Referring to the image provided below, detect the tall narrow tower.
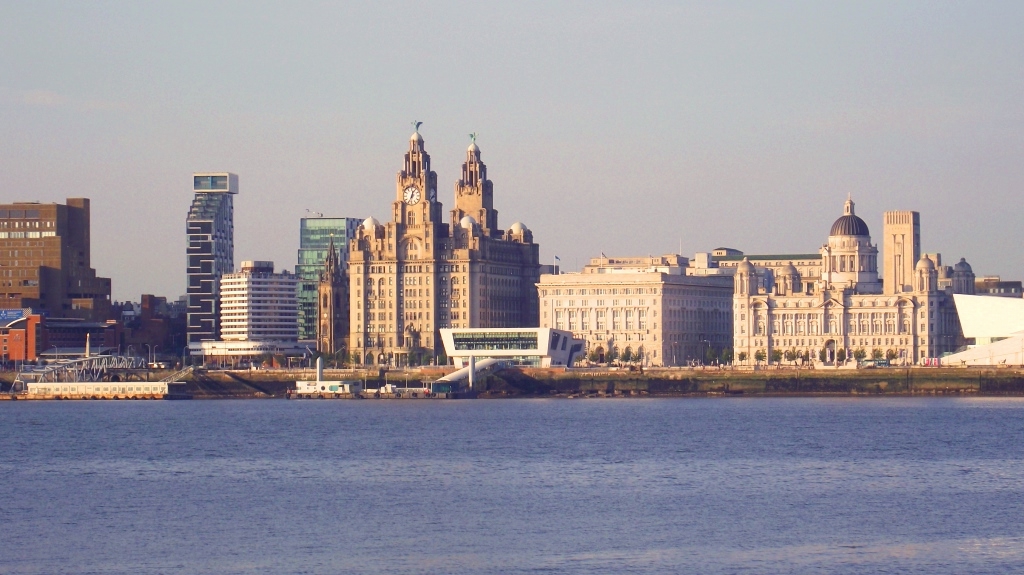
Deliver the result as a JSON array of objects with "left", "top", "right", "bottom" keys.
[
  {"left": 450, "top": 134, "right": 498, "bottom": 235},
  {"left": 186, "top": 172, "right": 238, "bottom": 346},
  {"left": 882, "top": 210, "right": 920, "bottom": 295},
  {"left": 317, "top": 235, "right": 344, "bottom": 355}
]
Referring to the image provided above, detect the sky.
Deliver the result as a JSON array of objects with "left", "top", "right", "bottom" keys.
[{"left": 1, "top": 1, "right": 1022, "bottom": 301}]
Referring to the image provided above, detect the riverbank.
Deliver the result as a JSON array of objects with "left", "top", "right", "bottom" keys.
[{"left": 5, "top": 366, "right": 1024, "bottom": 399}]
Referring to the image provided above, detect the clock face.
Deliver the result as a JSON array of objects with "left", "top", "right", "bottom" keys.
[
  {"left": 403, "top": 186, "right": 421, "bottom": 205},
  {"left": 428, "top": 187, "right": 436, "bottom": 201}
]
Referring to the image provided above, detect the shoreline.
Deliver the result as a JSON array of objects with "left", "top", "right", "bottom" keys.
[{"left": 5, "top": 366, "right": 1024, "bottom": 399}]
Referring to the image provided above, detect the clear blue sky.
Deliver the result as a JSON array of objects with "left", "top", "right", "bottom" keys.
[{"left": 1, "top": 1, "right": 1022, "bottom": 300}]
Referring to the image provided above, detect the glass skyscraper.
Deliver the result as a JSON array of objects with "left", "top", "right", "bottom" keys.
[{"left": 296, "top": 217, "right": 360, "bottom": 340}]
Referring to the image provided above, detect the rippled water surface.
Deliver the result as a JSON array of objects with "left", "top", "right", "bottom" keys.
[{"left": 2, "top": 397, "right": 1024, "bottom": 574}]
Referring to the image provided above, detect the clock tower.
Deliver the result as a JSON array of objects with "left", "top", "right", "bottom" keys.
[{"left": 394, "top": 125, "right": 441, "bottom": 228}]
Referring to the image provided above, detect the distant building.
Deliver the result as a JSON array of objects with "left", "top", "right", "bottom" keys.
[
  {"left": 219, "top": 261, "right": 298, "bottom": 342},
  {"left": 348, "top": 129, "right": 541, "bottom": 367},
  {"left": 975, "top": 275, "right": 1023, "bottom": 298},
  {"left": 731, "top": 199, "right": 973, "bottom": 366},
  {"left": 295, "top": 217, "right": 359, "bottom": 340},
  {"left": 0, "top": 310, "right": 42, "bottom": 362},
  {"left": 193, "top": 261, "right": 300, "bottom": 361},
  {"left": 537, "top": 255, "right": 734, "bottom": 366},
  {"left": 0, "top": 198, "right": 111, "bottom": 321},
  {"left": 186, "top": 172, "right": 238, "bottom": 345}
]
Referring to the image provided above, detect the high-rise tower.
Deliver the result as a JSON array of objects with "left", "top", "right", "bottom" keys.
[
  {"left": 882, "top": 210, "right": 920, "bottom": 295},
  {"left": 296, "top": 217, "right": 359, "bottom": 340},
  {"left": 186, "top": 172, "right": 238, "bottom": 346}
]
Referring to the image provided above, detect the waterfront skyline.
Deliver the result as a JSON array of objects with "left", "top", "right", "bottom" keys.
[{"left": 2, "top": 2, "right": 1023, "bottom": 300}]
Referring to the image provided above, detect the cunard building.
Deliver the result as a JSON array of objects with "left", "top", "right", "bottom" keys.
[{"left": 343, "top": 127, "right": 541, "bottom": 366}]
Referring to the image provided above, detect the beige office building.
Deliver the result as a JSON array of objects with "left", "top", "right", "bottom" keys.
[
  {"left": 347, "top": 129, "right": 541, "bottom": 366},
  {"left": 537, "top": 255, "right": 733, "bottom": 366}
]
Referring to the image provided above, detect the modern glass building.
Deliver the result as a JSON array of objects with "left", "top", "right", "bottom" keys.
[
  {"left": 295, "top": 217, "right": 360, "bottom": 340},
  {"left": 186, "top": 173, "right": 238, "bottom": 347}
]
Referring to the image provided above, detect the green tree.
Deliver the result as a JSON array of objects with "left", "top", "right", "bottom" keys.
[
  {"left": 801, "top": 350, "right": 810, "bottom": 364},
  {"left": 587, "top": 348, "right": 601, "bottom": 363},
  {"left": 737, "top": 351, "right": 748, "bottom": 363},
  {"left": 871, "top": 348, "right": 883, "bottom": 360},
  {"left": 754, "top": 349, "right": 767, "bottom": 365},
  {"left": 770, "top": 349, "right": 783, "bottom": 365},
  {"left": 784, "top": 348, "right": 797, "bottom": 364},
  {"left": 819, "top": 348, "right": 828, "bottom": 362},
  {"left": 636, "top": 346, "right": 645, "bottom": 365},
  {"left": 607, "top": 346, "right": 620, "bottom": 364},
  {"left": 720, "top": 348, "right": 734, "bottom": 364},
  {"left": 836, "top": 348, "right": 847, "bottom": 363},
  {"left": 854, "top": 347, "right": 867, "bottom": 361},
  {"left": 886, "top": 348, "right": 898, "bottom": 361},
  {"left": 705, "top": 346, "right": 718, "bottom": 365},
  {"left": 621, "top": 346, "right": 634, "bottom": 364}
]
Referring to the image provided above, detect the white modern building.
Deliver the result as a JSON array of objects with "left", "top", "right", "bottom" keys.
[
  {"left": 438, "top": 327, "right": 585, "bottom": 368},
  {"left": 191, "top": 261, "right": 302, "bottom": 361},
  {"left": 220, "top": 261, "right": 299, "bottom": 341},
  {"left": 941, "top": 295, "right": 1024, "bottom": 366}
]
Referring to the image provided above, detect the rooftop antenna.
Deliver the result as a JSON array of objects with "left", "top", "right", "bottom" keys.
[{"left": 305, "top": 209, "right": 324, "bottom": 218}]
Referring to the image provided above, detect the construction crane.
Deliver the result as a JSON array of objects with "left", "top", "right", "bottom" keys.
[{"left": 305, "top": 209, "right": 324, "bottom": 218}]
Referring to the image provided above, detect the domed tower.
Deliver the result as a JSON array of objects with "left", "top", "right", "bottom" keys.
[
  {"left": 734, "top": 257, "right": 755, "bottom": 296},
  {"left": 952, "top": 257, "right": 975, "bottom": 294},
  {"left": 778, "top": 263, "right": 801, "bottom": 296},
  {"left": 451, "top": 134, "right": 498, "bottom": 236},
  {"left": 915, "top": 255, "right": 938, "bottom": 293},
  {"left": 821, "top": 197, "right": 881, "bottom": 293}
]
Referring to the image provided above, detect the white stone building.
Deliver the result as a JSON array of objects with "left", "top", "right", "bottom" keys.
[
  {"left": 732, "top": 199, "right": 974, "bottom": 366},
  {"left": 537, "top": 255, "right": 734, "bottom": 366}
]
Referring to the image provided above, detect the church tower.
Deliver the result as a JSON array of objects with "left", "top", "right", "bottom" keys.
[
  {"left": 317, "top": 235, "right": 344, "bottom": 355},
  {"left": 450, "top": 134, "right": 499, "bottom": 236}
]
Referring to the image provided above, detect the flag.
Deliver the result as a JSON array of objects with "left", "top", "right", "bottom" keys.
[{"left": 554, "top": 255, "right": 560, "bottom": 261}]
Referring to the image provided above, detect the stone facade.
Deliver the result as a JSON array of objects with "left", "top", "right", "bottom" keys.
[
  {"left": 538, "top": 255, "right": 734, "bottom": 366},
  {"left": 317, "top": 235, "right": 345, "bottom": 355},
  {"left": 732, "top": 199, "right": 974, "bottom": 366},
  {"left": 347, "top": 129, "right": 541, "bottom": 366}
]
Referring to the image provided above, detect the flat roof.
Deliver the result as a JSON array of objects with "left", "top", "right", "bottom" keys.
[{"left": 714, "top": 254, "right": 822, "bottom": 262}]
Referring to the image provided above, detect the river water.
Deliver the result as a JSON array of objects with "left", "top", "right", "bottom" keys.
[{"left": 2, "top": 397, "right": 1023, "bottom": 574}]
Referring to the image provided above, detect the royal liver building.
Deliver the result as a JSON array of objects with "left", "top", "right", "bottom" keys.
[
  {"left": 346, "top": 127, "right": 540, "bottom": 366},
  {"left": 733, "top": 198, "right": 974, "bottom": 365}
]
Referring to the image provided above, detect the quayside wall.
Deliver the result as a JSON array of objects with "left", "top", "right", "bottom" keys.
[{"left": 6, "top": 367, "right": 1024, "bottom": 398}]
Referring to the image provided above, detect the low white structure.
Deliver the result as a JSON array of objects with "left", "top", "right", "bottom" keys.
[
  {"left": 24, "top": 381, "right": 169, "bottom": 398},
  {"left": 293, "top": 380, "right": 362, "bottom": 397},
  {"left": 438, "top": 327, "right": 584, "bottom": 368},
  {"left": 941, "top": 295, "right": 1024, "bottom": 366}
]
